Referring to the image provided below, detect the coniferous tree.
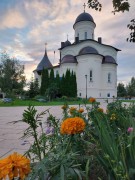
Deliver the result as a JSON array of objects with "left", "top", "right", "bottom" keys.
[
  {"left": 28, "top": 77, "right": 35, "bottom": 98},
  {"left": 34, "top": 78, "right": 40, "bottom": 96},
  {"left": 61, "top": 74, "right": 65, "bottom": 96},
  {"left": 49, "top": 69, "right": 55, "bottom": 85},
  {"left": 65, "top": 69, "right": 71, "bottom": 97},
  {"left": 40, "top": 68, "right": 49, "bottom": 96},
  {"left": 73, "top": 72, "right": 77, "bottom": 97},
  {"left": 55, "top": 73, "right": 61, "bottom": 95}
]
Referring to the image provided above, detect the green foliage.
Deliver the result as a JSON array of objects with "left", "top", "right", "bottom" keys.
[
  {"left": 87, "top": 0, "right": 134, "bottom": 43},
  {"left": 0, "top": 52, "right": 26, "bottom": 94},
  {"left": 49, "top": 68, "right": 55, "bottom": 84},
  {"left": 28, "top": 77, "right": 40, "bottom": 98},
  {"left": 127, "top": 77, "right": 135, "bottom": 97},
  {"left": 40, "top": 68, "right": 49, "bottom": 96},
  {"left": 45, "top": 83, "right": 59, "bottom": 100},
  {"left": 117, "top": 83, "right": 127, "bottom": 97},
  {"left": 11, "top": 99, "right": 135, "bottom": 179},
  {"left": 61, "top": 69, "right": 77, "bottom": 97},
  {"left": 127, "top": 19, "right": 135, "bottom": 42}
]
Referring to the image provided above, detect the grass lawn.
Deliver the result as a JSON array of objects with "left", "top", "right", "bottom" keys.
[{"left": 0, "top": 99, "right": 92, "bottom": 107}]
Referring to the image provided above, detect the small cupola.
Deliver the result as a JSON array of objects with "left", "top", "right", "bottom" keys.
[{"left": 73, "top": 3, "right": 96, "bottom": 41}]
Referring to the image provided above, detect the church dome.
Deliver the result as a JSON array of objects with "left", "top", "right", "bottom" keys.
[
  {"left": 36, "top": 48, "right": 53, "bottom": 74},
  {"left": 102, "top": 56, "right": 117, "bottom": 65},
  {"left": 79, "top": 46, "right": 98, "bottom": 55},
  {"left": 64, "top": 40, "right": 71, "bottom": 47},
  {"left": 61, "top": 55, "right": 77, "bottom": 64},
  {"left": 73, "top": 12, "right": 94, "bottom": 27}
]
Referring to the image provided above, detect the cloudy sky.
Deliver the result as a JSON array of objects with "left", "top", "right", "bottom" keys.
[{"left": 0, "top": 0, "right": 134, "bottom": 84}]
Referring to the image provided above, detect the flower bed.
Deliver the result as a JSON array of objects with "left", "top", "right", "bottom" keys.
[{"left": 0, "top": 100, "right": 135, "bottom": 180}]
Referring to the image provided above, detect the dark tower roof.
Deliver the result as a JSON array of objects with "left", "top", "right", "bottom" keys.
[
  {"left": 73, "top": 12, "right": 95, "bottom": 28},
  {"left": 79, "top": 46, "right": 98, "bottom": 55},
  {"left": 64, "top": 40, "right": 71, "bottom": 47},
  {"left": 61, "top": 55, "right": 77, "bottom": 64},
  {"left": 102, "top": 55, "right": 117, "bottom": 65},
  {"left": 36, "top": 48, "right": 53, "bottom": 73}
]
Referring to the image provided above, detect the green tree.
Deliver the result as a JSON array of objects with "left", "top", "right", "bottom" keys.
[
  {"left": 73, "top": 72, "right": 77, "bottom": 97},
  {"left": 60, "top": 74, "right": 65, "bottom": 96},
  {"left": 0, "top": 52, "right": 26, "bottom": 95},
  {"left": 28, "top": 77, "right": 35, "bottom": 98},
  {"left": 45, "top": 83, "right": 59, "bottom": 101},
  {"left": 117, "top": 83, "right": 127, "bottom": 97},
  {"left": 127, "top": 77, "right": 135, "bottom": 97},
  {"left": 49, "top": 69, "right": 55, "bottom": 85},
  {"left": 87, "top": 0, "right": 135, "bottom": 42},
  {"left": 40, "top": 68, "right": 49, "bottom": 96},
  {"left": 34, "top": 78, "right": 40, "bottom": 96}
]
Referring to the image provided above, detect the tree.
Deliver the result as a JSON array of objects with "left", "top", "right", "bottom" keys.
[
  {"left": 28, "top": 77, "right": 40, "bottom": 98},
  {"left": 49, "top": 69, "right": 55, "bottom": 85},
  {"left": 127, "top": 77, "right": 135, "bottom": 97},
  {"left": 40, "top": 68, "right": 49, "bottom": 96},
  {"left": 87, "top": 0, "right": 135, "bottom": 42},
  {"left": 0, "top": 52, "right": 26, "bottom": 95},
  {"left": 34, "top": 78, "right": 40, "bottom": 96},
  {"left": 117, "top": 83, "right": 127, "bottom": 97},
  {"left": 45, "top": 83, "right": 59, "bottom": 101}
]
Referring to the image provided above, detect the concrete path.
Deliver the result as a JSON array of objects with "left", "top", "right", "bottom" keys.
[{"left": 0, "top": 101, "right": 108, "bottom": 159}]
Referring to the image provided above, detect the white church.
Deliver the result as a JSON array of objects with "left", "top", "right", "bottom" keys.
[{"left": 34, "top": 7, "right": 120, "bottom": 98}]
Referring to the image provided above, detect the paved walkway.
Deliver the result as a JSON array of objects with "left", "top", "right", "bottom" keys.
[{"left": 0, "top": 101, "right": 108, "bottom": 158}]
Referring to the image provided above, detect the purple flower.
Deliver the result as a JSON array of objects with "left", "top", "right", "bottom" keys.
[
  {"left": 127, "top": 127, "right": 133, "bottom": 133},
  {"left": 45, "top": 127, "right": 51, "bottom": 134}
]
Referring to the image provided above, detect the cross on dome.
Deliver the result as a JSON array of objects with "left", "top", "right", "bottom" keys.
[{"left": 83, "top": 3, "right": 86, "bottom": 12}]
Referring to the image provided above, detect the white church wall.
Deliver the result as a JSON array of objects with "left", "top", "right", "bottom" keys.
[
  {"left": 76, "top": 54, "right": 102, "bottom": 98},
  {"left": 101, "top": 64, "right": 117, "bottom": 97}
]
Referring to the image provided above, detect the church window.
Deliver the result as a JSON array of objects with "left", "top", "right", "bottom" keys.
[
  {"left": 92, "top": 33, "right": 94, "bottom": 39},
  {"left": 56, "top": 70, "right": 59, "bottom": 75},
  {"left": 79, "top": 93, "right": 81, "bottom": 97},
  {"left": 85, "top": 32, "right": 87, "bottom": 39},
  {"left": 107, "top": 93, "right": 110, "bottom": 97},
  {"left": 108, "top": 73, "right": 111, "bottom": 83},
  {"left": 90, "top": 70, "right": 93, "bottom": 82}
]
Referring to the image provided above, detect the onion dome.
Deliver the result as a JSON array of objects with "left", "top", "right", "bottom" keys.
[
  {"left": 61, "top": 55, "right": 77, "bottom": 64},
  {"left": 79, "top": 46, "right": 98, "bottom": 55},
  {"left": 102, "top": 56, "right": 117, "bottom": 65},
  {"left": 64, "top": 40, "right": 71, "bottom": 47},
  {"left": 73, "top": 12, "right": 95, "bottom": 28},
  {"left": 36, "top": 48, "right": 53, "bottom": 74}
]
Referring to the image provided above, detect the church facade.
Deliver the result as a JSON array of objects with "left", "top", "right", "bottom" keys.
[{"left": 34, "top": 9, "right": 120, "bottom": 98}]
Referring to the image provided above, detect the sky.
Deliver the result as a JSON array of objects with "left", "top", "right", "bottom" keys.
[{"left": 0, "top": 0, "right": 134, "bottom": 85}]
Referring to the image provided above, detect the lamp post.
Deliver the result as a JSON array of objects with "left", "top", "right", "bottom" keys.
[{"left": 85, "top": 74, "right": 87, "bottom": 99}]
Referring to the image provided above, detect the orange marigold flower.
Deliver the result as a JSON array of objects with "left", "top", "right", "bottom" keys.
[
  {"left": 97, "top": 108, "right": 103, "bottom": 112},
  {"left": 78, "top": 108, "right": 84, "bottom": 113},
  {"left": 60, "top": 117, "right": 86, "bottom": 134},
  {"left": 0, "top": 152, "right": 31, "bottom": 180},
  {"left": 110, "top": 113, "right": 116, "bottom": 120},
  {"left": 69, "top": 107, "right": 76, "bottom": 114},
  {"left": 89, "top": 97, "right": 96, "bottom": 103}
]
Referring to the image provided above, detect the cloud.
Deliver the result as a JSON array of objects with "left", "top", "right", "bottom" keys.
[{"left": 0, "top": 9, "right": 27, "bottom": 29}]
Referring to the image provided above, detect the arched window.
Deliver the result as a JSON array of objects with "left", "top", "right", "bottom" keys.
[
  {"left": 108, "top": 73, "right": 111, "bottom": 83},
  {"left": 90, "top": 70, "right": 93, "bottom": 82},
  {"left": 85, "top": 32, "right": 87, "bottom": 39}
]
